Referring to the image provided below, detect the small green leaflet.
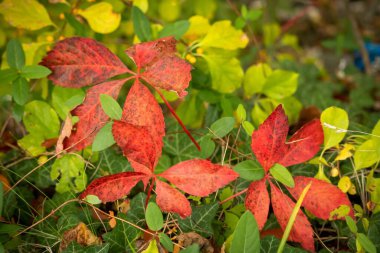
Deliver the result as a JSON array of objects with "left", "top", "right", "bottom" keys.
[
  {"left": 230, "top": 211, "right": 260, "bottom": 253},
  {"left": 20, "top": 65, "right": 51, "bottom": 79},
  {"left": 233, "top": 160, "right": 264, "bottom": 181},
  {"left": 270, "top": 163, "right": 294, "bottom": 187},
  {"left": 132, "top": 6, "right": 152, "bottom": 42},
  {"left": 0, "top": 68, "right": 18, "bottom": 84},
  {"left": 345, "top": 216, "right": 357, "bottom": 234},
  {"left": 6, "top": 39, "right": 25, "bottom": 70},
  {"left": 210, "top": 117, "right": 235, "bottom": 138},
  {"left": 321, "top": 106, "right": 349, "bottom": 151},
  {"left": 242, "top": 121, "right": 255, "bottom": 136},
  {"left": 159, "top": 233, "right": 174, "bottom": 252},
  {"left": 180, "top": 244, "right": 200, "bottom": 253},
  {"left": 159, "top": 20, "right": 190, "bottom": 39},
  {"left": 92, "top": 122, "right": 116, "bottom": 152},
  {"left": 84, "top": 194, "right": 102, "bottom": 205},
  {"left": 235, "top": 104, "right": 246, "bottom": 123},
  {"left": 145, "top": 202, "right": 164, "bottom": 231},
  {"left": 100, "top": 94, "right": 122, "bottom": 120},
  {"left": 357, "top": 233, "right": 376, "bottom": 253},
  {"left": 12, "top": 77, "right": 29, "bottom": 105}
]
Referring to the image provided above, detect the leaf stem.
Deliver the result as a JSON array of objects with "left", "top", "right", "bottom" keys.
[
  {"left": 154, "top": 88, "right": 201, "bottom": 151},
  {"left": 219, "top": 188, "right": 248, "bottom": 205},
  {"left": 145, "top": 177, "right": 155, "bottom": 208}
]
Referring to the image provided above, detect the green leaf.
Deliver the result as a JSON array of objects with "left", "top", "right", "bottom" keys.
[
  {"left": 0, "top": 68, "right": 18, "bottom": 84},
  {"left": 243, "top": 63, "right": 272, "bottom": 98},
  {"left": 354, "top": 139, "right": 380, "bottom": 170},
  {"left": 200, "top": 20, "right": 248, "bottom": 50},
  {"left": 263, "top": 23, "right": 280, "bottom": 47},
  {"left": 132, "top": 6, "right": 152, "bottom": 42},
  {"left": 199, "top": 136, "right": 215, "bottom": 158},
  {"left": 235, "top": 104, "right": 246, "bottom": 123},
  {"left": 233, "top": 160, "right": 265, "bottom": 181},
  {"left": 180, "top": 244, "right": 200, "bottom": 253},
  {"left": 84, "top": 195, "right": 102, "bottom": 205},
  {"left": 357, "top": 233, "right": 376, "bottom": 253},
  {"left": 230, "top": 211, "right": 260, "bottom": 253},
  {"left": 345, "top": 216, "right": 357, "bottom": 234},
  {"left": 78, "top": 2, "right": 121, "bottom": 34},
  {"left": 61, "top": 242, "right": 110, "bottom": 253},
  {"left": 52, "top": 86, "right": 85, "bottom": 120},
  {"left": 159, "top": 233, "right": 174, "bottom": 252},
  {"left": 100, "top": 94, "right": 122, "bottom": 120},
  {"left": 23, "top": 100, "right": 60, "bottom": 139},
  {"left": 99, "top": 148, "right": 132, "bottom": 175},
  {"left": 204, "top": 54, "right": 244, "bottom": 93},
  {"left": 260, "top": 236, "right": 308, "bottom": 253},
  {"left": 0, "top": 0, "right": 54, "bottom": 30},
  {"left": 6, "top": 39, "right": 25, "bottom": 70},
  {"left": 368, "top": 213, "right": 380, "bottom": 252},
  {"left": 242, "top": 121, "right": 255, "bottom": 136},
  {"left": 210, "top": 117, "right": 235, "bottom": 138},
  {"left": 17, "top": 134, "right": 46, "bottom": 156},
  {"left": 176, "top": 93, "right": 205, "bottom": 128},
  {"left": 262, "top": 70, "right": 298, "bottom": 100},
  {"left": 159, "top": 20, "right": 190, "bottom": 39},
  {"left": 269, "top": 163, "right": 295, "bottom": 187},
  {"left": 92, "top": 122, "right": 116, "bottom": 152},
  {"left": 133, "top": 0, "right": 148, "bottom": 12},
  {"left": 146, "top": 202, "right": 164, "bottom": 231},
  {"left": 177, "top": 203, "right": 219, "bottom": 237},
  {"left": 12, "top": 77, "right": 29, "bottom": 105},
  {"left": 51, "top": 154, "right": 87, "bottom": 193},
  {"left": 321, "top": 106, "right": 349, "bottom": 150},
  {"left": 20, "top": 65, "right": 51, "bottom": 79}
]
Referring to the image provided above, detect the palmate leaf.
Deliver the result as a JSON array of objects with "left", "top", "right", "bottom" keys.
[
  {"left": 287, "top": 176, "right": 354, "bottom": 220},
  {"left": 64, "top": 79, "right": 126, "bottom": 151},
  {"left": 159, "top": 159, "right": 238, "bottom": 197},
  {"left": 270, "top": 183, "right": 315, "bottom": 252},
  {"left": 41, "top": 37, "right": 130, "bottom": 87}
]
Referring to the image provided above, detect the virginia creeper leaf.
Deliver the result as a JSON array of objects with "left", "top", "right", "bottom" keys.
[
  {"left": 270, "top": 183, "right": 315, "bottom": 252},
  {"left": 159, "top": 159, "right": 239, "bottom": 197},
  {"left": 278, "top": 119, "right": 324, "bottom": 167},
  {"left": 287, "top": 176, "right": 354, "bottom": 220},
  {"left": 155, "top": 180, "right": 191, "bottom": 218},
  {"left": 125, "top": 37, "right": 191, "bottom": 97},
  {"left": 64, "top": 79, "right": 125, "bottom": 151},
  {"left": 245, "top": 179, "right": 270, "bottom": 230},
  {"left": 251, "top": 105, "right": 288, "bottom": 172},
  {"left": 79, "top": 172, "right": 147, "bottom": 202},
  {"left": 41, "top": 37, "right": 129, "bottom": 87}
]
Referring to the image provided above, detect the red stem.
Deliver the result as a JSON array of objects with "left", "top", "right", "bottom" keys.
[
  {"left": 154, "top": 88, "right": 201, "bottom": 151},
  {"left": 145, "top": 177, "right": 155, "bottom": 208},
  {"left": 219, "top": 188, "right": 248, "bottom": 205}
]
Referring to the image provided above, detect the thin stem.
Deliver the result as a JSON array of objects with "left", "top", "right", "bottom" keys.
[
  {"left": 219, "top": 188, "right": 248, "bottom": 205},
  {"left": 145, "top": 177, "right": 155, "bottom": 208},
  {"left": 154, "top": 88, "right": 201, "bottom": 151}
]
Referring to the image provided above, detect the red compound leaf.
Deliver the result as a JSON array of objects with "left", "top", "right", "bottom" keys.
[
  {"left": 126, "top": 37, "right": 191, "bottom": 98},
  {"left": 270, "top": 182, "right": 315, "bottom": 252},
  {"left": 288, "top": 176, "right": 354, "bottom": 220},
  {"left": 79, "top": 172, "right": 148, "bottom": 203},
  {"left": 159, "top": 159, "right": 238, "bottom": 197},
  {"left": 155, "top": 180, "right": 191, "bottom": 218},
  {"left": 64, "top": 79, "right": 126, "bottom": 151},
  {"left": 245, "top": 179, "right": 270, "bottom": 230},
  {"left": 41, "top": 37, "right": 130, "bottom": 87},
  {"left": 251, "top": 105, "right": 324, "bottom": 172}
]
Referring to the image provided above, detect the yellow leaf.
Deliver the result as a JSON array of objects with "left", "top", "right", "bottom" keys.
[
  {"left": 335, "top": 143, "right": 355, "bottom": 161},
  {"left": 184, "top": 15, "right": 210, "bottom": 40},
  {"left": 78, "top": 2, "right": 121, "bottom": 34},
  {"left": 0, "top": 0, "right": 54, "bottom": 30},
  {"left": 199, "top": 20, "right": 249, "bottom": 50},
  {"left": 142, "top": 240, "right": 159, "bottom": 253},
  {"left": 329, "top": 205, "right": 350, "bottom": 220},
  {"left": 338, "top": 176, "right": 352, "bottom": 193},
  {"left": 133, "top": 0, "right": 148, "bottom": 13}
]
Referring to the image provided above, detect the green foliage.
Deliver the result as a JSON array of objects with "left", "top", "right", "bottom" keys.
[
  {"left": 230, "top": 211, "right": 260, "bottom": 253},
  {"left": 145, "top": 202, "right": 164, "bottom": 231}
]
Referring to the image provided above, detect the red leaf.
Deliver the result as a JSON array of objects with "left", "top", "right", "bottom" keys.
[
  {"left": 79, "top": 172, "right": 147, "bottom": 202},
  {"left": 41, "top": 37, "right": 129, "bottom": 87},
  {"left": 279, "top": 119, "right": 324, "bottom": 167},
  {"left": 159, "top": 159, "right": 238, "bottom": 197},
  {"left": 112, "top": 122, "right": 158, "bottom": 171},
  {"left": 288, "top": 176, "right": 354, "bottom": 220},
  {"left": 64, "top": 79, "right": 125, "bottom": 151},
  {"left": 251, "top": 105, "right": 288, "bottom": 172},
  {"left": 125, "top": 36, "right": 176, "bottom": 69},
  {"left": 126, "top": 37, "right": 191, "bottom": 97},
  {"left": 114, "top": 80, "right": 164, "bottom": 169},
  {"left": 270, "top": 182, "right": 315, "bottom": 252},
  {"left": 155, "top": 180, "right": 191, "bottom": 218},
  {"left": 245, "top": 179, "right": 270, "bottom": 230},
  {"left": 251, "top": 105, "right": 324, "bottom": 172}
]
